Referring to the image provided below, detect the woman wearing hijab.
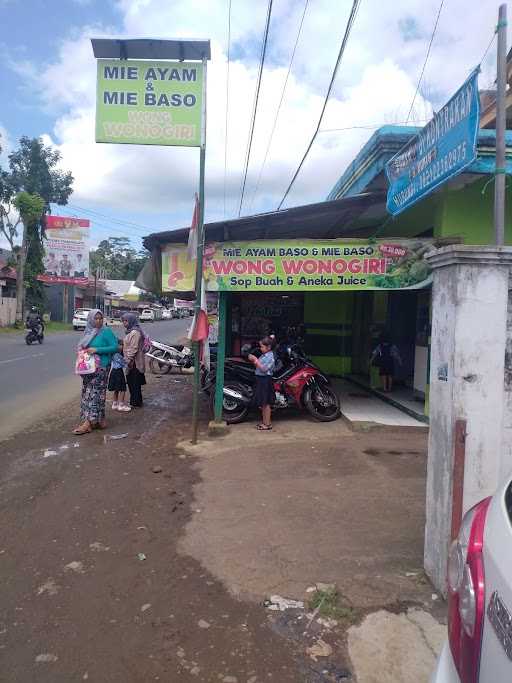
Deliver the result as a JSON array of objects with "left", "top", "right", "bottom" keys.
[
  {"left": 122, "top": 312, "right": 146, "bottom": 408},
  {"left": 74, "top": 309, "right": 119, "bottom": 435}
]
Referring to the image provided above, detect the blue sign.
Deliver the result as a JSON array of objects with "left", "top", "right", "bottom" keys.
[{"left": 386, "top": 69, "right": 480, "bottom": 216}]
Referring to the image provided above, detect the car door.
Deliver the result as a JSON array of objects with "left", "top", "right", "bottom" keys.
[{"left": 479, "top": 479, "right": 512, "bottom": 681}]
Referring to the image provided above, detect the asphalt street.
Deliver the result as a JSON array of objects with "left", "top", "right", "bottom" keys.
[{"left": 0, "top": 317, "right": 191, "bottom": 440}]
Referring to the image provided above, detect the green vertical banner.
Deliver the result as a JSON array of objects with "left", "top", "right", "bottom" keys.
[{"left": 95, "top": 59, "right": 204, "bottom": 146}]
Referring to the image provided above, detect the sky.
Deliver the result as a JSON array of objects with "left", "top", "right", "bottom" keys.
[{"left": 0, "top": 0, "right": 507, "bottom": 252}]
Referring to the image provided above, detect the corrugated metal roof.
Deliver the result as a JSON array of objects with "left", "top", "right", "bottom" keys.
[{"left": 143, "top": 192, "right": 387, "bottom": 250}]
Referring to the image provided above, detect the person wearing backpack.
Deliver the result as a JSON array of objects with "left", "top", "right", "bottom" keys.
[
  {"left": 371, "top": 333, "right": 402, "bottom": 393},
  {"left": 122, "top": 312, "right": 147, "bottom": 408}
]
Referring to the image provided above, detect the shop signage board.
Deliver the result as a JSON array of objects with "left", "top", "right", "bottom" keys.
[
  {"left": 95, "top": 59, "right": 203, "bottom": 146},
  {"left": 162, "top": 239, "right": 433, "bottom": 293},
  {"left": 40, "top": 216, "right": 90, "bottom": 286},
  {"left": 385, "top": 69, "right": 480, "bottom": 216}
]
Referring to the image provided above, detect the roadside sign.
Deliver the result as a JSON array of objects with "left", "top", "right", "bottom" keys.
[
  {"left": 39, "top": 216, "right": 90, "bottom": 286},
  {"left": 161, "top": 238, "right": 433, "bottom": 293},
  {"left": 95, "top": 59, "right": 203, "bottom": 146},
  {"left": 386, "top": 69, "right": 480, "bottom": 215}
]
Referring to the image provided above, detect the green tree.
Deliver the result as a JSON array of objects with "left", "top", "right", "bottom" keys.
[
  {"left": 90, "top": 237, "right": 149, "bottom": 281},
  {"left": 12, "top": 192, "right": 45, "bottom": 322},
  {"left": 0, "top": 136, "right": 74, "bottom": 320}
]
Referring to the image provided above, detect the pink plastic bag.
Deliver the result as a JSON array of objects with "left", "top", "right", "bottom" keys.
[{"left": 75, "top": 349, "right": 100, "bottom": 375}]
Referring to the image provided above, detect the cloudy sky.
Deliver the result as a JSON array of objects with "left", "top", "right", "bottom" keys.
[{"left": 0, "top": 0, "right": 506, "bottom": 249}]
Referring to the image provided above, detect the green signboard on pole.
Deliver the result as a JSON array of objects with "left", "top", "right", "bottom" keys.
[{"left": 95, "top": 59, "right": 204, "bottom": 146}]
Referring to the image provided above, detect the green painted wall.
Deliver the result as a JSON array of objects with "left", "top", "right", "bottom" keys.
[
  {"left": 436, "top": 177, "right": 512, "bottom": 243},
  {"left": 304, "top": 292, "right": 354, "bottom": 375}
]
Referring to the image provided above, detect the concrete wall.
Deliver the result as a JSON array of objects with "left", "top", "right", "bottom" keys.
[
  {"left": 424, "top": 246, "right": 512, "bottom": 593},
  {"left": 0, "top": 297, "right": 16, "bottom": 326},
  {"left": 501, "top": 280, "right": 512, "bottom": 480}
]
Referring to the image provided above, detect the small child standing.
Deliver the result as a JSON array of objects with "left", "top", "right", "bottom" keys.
[{"left": 108, "top": 342, "right": 130, "bottom": 412}]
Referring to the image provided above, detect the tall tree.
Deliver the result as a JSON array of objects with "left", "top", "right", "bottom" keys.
[
  {"left": 12, "top": 192, "right": 45, "bottom": 322},
  {"left": 90, "top": 237, "right": 149, "bottom": 281},
  {"left": 0, "top": 136, "right": 73, "bottom": 321}
]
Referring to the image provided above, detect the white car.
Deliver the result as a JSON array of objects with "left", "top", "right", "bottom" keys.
[
  {"left": 139, "top": 309, "right": 155, "bottom": 322},
  {"left": 73, "top": 308, "right": 91, "bottom": 330},
  {"left": 431, "top": 475, "right": 512, "bottom": 682},
  {"left": 162, "top": 309, "right": 172, "bottom": 320}
]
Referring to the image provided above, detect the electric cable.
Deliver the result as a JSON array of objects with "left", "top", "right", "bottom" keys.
[
  {"left": 405, "top": 0, "right": 445, "bottom": 124},
  {"left": 238, "top": 0, "right": 274, "bottom": 217},
  {"left": 277, "top": 0, "right": 362, "bottom": 211},
  {"left": 223, "top": 0, "right": 232, "bottom": 218},
  {"left": 247, "top": 0, "right": 309, "bottom": 213}
]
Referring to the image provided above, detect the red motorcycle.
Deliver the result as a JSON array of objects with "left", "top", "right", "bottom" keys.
[{"left": 207, "top": 345, "right": 341, "bottom": 424}]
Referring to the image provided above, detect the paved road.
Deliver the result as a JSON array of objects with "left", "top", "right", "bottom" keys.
[{"left": 0, "top": 318, "right": 191, "bottom": 440}]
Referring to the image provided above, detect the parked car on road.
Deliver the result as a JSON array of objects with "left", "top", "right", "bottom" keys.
[
  {"left": 162, "top": 309, "right": 172, "bottom": 320},
  {"left": 431, "top": 474, "right": 512, "bottom": 682},
  {"left": 139, "top": 309, "right": 155, "bottom": 322},
  {"left": 73, "top": 308, "right": 91, "bottom": 331}
]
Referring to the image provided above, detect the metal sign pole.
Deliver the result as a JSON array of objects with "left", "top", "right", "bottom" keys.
[
  {"left": 191, "top": 57, "right": 207, "bottom": 445},
  {"left": 494, "top": 3, "right": 507, "bottom": 246}
]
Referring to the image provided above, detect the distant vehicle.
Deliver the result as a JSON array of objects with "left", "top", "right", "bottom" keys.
[
  {"left": 139, "top": 309, "right": 155, "bottom": 322},
  {"left": 73, "top": 308, "right": 91, "bottom": 331},
  {"left": 162, "top": 309, "right": 172, "bottom": 320},
  {"left": 170, "top": 307, "right": 179, "bottom": 319},
  {"left": 431, "top": 475, "right": 512, "bottom": 683}
]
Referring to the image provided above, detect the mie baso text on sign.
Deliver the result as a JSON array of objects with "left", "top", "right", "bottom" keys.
[{"left": 95, "top": 59, "right": 203, "bottom": 147}]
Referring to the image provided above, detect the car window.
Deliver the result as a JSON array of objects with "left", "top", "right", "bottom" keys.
[{"left": 74, "top": 309, "right": 90, "bottom": 315}]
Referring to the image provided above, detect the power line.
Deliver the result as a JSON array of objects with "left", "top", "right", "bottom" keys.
[
  {"left": 223, "top": 0, "right": 232, "bottom": 218},
  {"left": 66, "top": 204, "right": 151, "bottom": 234},
  {"left": 319, "top": 118, "right": 428, "bottom": 133},
  {"left": 247, "top": 0, "right": 309, "bottom": 213},
  {"left": 56, "top": 208, "right": 146, "bottom": 242},
  {"left": 277, "top": 0, "right": 362, "bottom": 211},
  {"left": 238, "top": 0, "right": 274, "bottom": 217},
  {"left": 406, "top": 0, "right": 445, "bottom": 124}
]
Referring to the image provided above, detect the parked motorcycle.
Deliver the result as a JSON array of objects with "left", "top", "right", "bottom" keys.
[
  {"left": 204, "top": 345, "right": 341, "bottom": 424},
  {"left": 146, "top": 340, "right": 194, "bottom": 374},
  {"left": 25, "top": 323, "right": 44, "bottom": 345}
]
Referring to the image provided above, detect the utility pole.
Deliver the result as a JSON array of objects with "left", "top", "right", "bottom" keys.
[
  {"left": 494, "top": 3, "right": 507, "bottom": 246},
  {"left": 191, "top": 55, "right": 208, "bottom": 445}
]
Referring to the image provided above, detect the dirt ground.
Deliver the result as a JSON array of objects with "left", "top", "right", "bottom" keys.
[{"left": 0, "top": 372, "right": 445, "bottom": 682}]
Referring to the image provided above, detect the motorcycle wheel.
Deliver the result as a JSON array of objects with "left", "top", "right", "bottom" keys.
[
  {"left": 26, "top": 337, "right": 32, "bottom": 345},
  {"left": 210, "top": 382, "right": 250, "bottom": 424},
  {"left": 149, "top": 349, "right": 172, "bottom": 375},
  {"left": 38, "top": 335, "right": 43, "bottom": 344},
  {"left": 304, "top": 384, "right": 341, "bottom": 422}
]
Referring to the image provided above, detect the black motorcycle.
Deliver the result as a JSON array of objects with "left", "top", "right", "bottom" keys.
[
  {"left": 25, "top": 323, "right": 44, "bottom": 345},
  {"left": 203, "top": 344, "right": 340, "bottom": 424}
]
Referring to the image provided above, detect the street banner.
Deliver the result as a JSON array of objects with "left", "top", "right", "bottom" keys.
[
  {"left": 162, "top": 239, "right": 433, "bottom": 293},
  {"left": 95, "top": 59, "right": 203, "bottom": 146},
  {"left": 40, "top": 216, "right": 90, "bottom": 285},
  {"left": 385, "top": 69, "right": 480, "bottom": 215}
]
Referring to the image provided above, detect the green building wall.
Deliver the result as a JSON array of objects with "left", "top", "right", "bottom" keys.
[{"left": 304, "top": 292, "right": 354, "bottom": 375}]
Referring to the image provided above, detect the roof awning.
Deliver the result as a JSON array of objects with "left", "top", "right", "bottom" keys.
[{"left": 144, "top": 192, "right": 388, "bottom": 251}]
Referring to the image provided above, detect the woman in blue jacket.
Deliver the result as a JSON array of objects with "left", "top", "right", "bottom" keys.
[{"left": 74, "top": 309, "right": 119, "bottom": 434}]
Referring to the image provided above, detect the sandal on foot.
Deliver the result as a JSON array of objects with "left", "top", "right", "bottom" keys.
[
  {"left": 257, "top": 424, "right": 272, "bottom": 431},
  {"left": 73, "top": 424, "right": 92, "bottom": 435}
]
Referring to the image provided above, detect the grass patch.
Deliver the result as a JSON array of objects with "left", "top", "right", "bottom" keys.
[
  {"left": 45, "top": 322, "right": 74, "bottom": 332},
  {"left": 307, "top": 587, "right": 357, "bottom": 623},
  {"left": 0, "top": 321, "right": 73, "bottom": 334}
]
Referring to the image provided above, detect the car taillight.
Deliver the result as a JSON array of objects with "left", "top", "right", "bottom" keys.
[{"left": 447, "top": 496, "right": 491, "bottom": 683}]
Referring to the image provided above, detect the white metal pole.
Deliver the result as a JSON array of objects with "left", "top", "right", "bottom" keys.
[{"left": 494, "top": 3, "right": 507, "bottom": 246}]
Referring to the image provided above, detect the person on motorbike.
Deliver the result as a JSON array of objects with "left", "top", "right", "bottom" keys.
[
  {"left": 26, "top": 306, "right": 44, "bottom": 336},
  {"left": 248, "top": 336, "right": 275, "bottom": 431}
]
